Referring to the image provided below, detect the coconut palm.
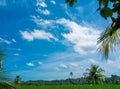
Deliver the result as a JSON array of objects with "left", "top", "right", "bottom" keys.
[
  {"left": 14, "top": 76, "right": 21, "bottom": 85},
  {"left": 65, "top": 0, "right": 120, "bottom": 59},
  {"left": 0, "top": 47, "right": 17, "bottom": 89},
  {"left": 84, "top": 65, "right": 105, "bottom": 84},
  {"left": 97, "top": 24, "right": 120, "bottom": 59},
  {"left": 0, "top": 47, "right": 6, "bottom": 70},
  {"left": 0, "top": 80, "right": 17, "bottom": 89},
  {"left": 70, "top": 72, "right": 73, "bottom": 79}
]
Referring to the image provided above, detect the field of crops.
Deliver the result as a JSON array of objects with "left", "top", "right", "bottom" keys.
[{"left": 18, "top": 85, "right": 120, "bottom": 89}]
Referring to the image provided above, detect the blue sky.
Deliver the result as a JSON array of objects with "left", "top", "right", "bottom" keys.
[{"left": 0, "top": 0, "right": 120, "bottom": 81}]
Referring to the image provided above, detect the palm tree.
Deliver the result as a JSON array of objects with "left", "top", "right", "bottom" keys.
[
  {"left": 84, "top": 65, "right": 105, "bottom": 84},
  {"left": 66, "top": 0, "right": 120, "bottom": 59},
  {"left": 0, "top": 47, "right": 6, "bottom": 70},
  {"left": 14, "top": 76, "right": 21, "bottom": 85},
  {"left": 0, "top": 80, "right": 17, "bottom": 89},
  {"left": 0, "top": 47, "right": 17, "bottom": 89},
  {"left": 97, "top": 24, "right": 120, "bottom": 59},
  {"left": 70, "top": 72, "right": 73, "bottom": 79},
  {"left": 77, "top": 78, "right": 82, "bottom": 85}
]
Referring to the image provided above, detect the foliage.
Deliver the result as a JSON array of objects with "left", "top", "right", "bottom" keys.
[
  {"left": 97, "top": 25, "right": 120, "bottom": 59},
  {"left": 0, "top": 47, "right": 17, "bottom": 89},
  {"left": 70, "top": 72, "right": 73, "bottom": 78},
  {"left": 65, "top": 0, "right": 120, "bottom": 59},
  {"left": 84, "top": 65, "right": 105, "bottom": 84},
  {"left": 14, "top": 76, "right": 21, "bottom": 85},
  {"left": 65, "top": 0, "right": 77, "bottom": 7},
  {"left": 0, "top": 47, "right": 6, "bottom": 70},
  {"left": 0, "top": 80, "right": 17, "bottom": 89},
  {"left": 20, "top": 74, "right": 120, "bottom": 85},
  {"left": 18, "top": 85, "right": 120, "bottom": 89},
  {"left": 97, "top": 0, "right": 120, "bottom": 59}
]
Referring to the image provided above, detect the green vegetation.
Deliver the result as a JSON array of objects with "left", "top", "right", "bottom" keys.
[
  {"left": 0, "top": 47, "right": 17, "bottom": 89},
  {"left": 66, "top": 0, "right": 120, "bottom": 59},
  {"left": 0, "top": 47, "right": 6, "bottom": 70},
  {"left": 14, "top": 76, "right": 22, "bottom": 85},
  {"left": 84, "top": 65, "right": 105, "bottom": 84},
  {"left": 18, "top": 85, "right": 120, "bottom": 89},
  {"left": 0, "top": 80, "right": 17, "bottom": 89},
  {"left": 70, "top": 72, "right": 73, "bottom": 79}
]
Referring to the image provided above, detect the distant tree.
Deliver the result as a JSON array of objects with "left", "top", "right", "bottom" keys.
[
  {"left": 66, "top": 0, "right": 120, "bottom": 59},
  {"left": 76, "top": 78, "right": 82, "bottom": 85},
  {"left": 14, "top": 75, "right": 21, "bottom": 85},
  {"left": 0, "top": 47, "right": 6, "bottom": 70},
  {"left": 84, "top": 65, "right": 105, "bottom": 84},
  {"left": 0, "top": 80, "right": 17, "bottom": 89},
  {"left": 70, "top": 72, "right": 73, "bottom": 79},
  {"left": 0, "top": 47, "right": 17, "bottom": 89}
]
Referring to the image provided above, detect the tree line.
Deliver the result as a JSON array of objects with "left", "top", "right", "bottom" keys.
[
  {"left": 19, "top": 74, "right": 120, "bottom": 85},
  {"left": 14, "top": 65, "right": 120, "bottom": 85}
]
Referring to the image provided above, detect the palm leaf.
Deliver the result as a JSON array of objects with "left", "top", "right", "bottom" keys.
[
  {"left": 97, "top": 24, "right": 120, "bottom": 59},
  {"left": 0, "top": 80, "right": 17, "bottom": 89}
]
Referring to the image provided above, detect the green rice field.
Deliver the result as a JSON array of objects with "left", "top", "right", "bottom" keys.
[{"left": 18, "top": 85, "right": 120, "bottom": 89}]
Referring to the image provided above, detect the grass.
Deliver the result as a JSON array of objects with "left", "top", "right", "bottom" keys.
[{"left": 18, "top": 85, "right": 120, "bottom": 89}]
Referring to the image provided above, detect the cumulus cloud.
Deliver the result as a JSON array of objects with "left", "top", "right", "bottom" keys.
[
  {"left": 50, "top": 0, "right": 56, "bottom": 5},
  {"left": 26, "top": 62, "right": 34, "bottom": 67},
  {"left": 55, "top": 67, "right": 60, "bottom": 71},
  {"left": 36, "top": 0, "right": 47, "bottom": 7},
  {"left": 76, "top": 6, "right": 84, "bottom": 14},
  {"left": 20, "top": 29, "right": 58, "bottom": 41},
  {"left": 37, "top": 8, "right": 50, "bottom": 15},
  {"left": 14, "top": 53, "right": 19, "bottom": 56},
  {"left": 59, "top": 64, "right": 68, "bottom": 69},
  {"left": 0, "top": 37, "right": 11, "bottom": 44},
  {"left": 12, "top": 38, "right": 16, "bottom": 43},
  {"left": 31, "top": 16, "right": 54, "bottom": 27},
  {"left": 31, "top": 17, "right": 101, "bottom": 55},
  {"left": 38, "top": 61, "right": 43, "bottom": 65},
  {"left": 69, "top": 63, "right": 78, "bottom": 67},
  {"left": 56, "top": 18, "right": 100, "bottom": 55}
]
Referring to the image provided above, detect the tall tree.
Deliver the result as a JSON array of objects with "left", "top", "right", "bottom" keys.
[
  {"left": 84, "top": 65, "right": 105, "bottom": 84},
  {"left": 65, "top": 0, "right": 120, "bottom": 59},
  {"left": 70, "top": 72, "right": 73, "bottom": 79},
  {"left": 14, "top": 75, "right": 21, "bottom": 85},
  {"left": 0, "top": 47, "right": 17, "bottom": 89},
  {"left": 0, "top": 47, "right": 5, "bottom": 70}
]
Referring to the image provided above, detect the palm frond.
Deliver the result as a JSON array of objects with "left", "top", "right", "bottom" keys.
[
  {"left": 0, "top": 80, "right": 17, "bottom": 89},
  {"left": 97, "top": 24, "right": 120, "bottom": 59}
]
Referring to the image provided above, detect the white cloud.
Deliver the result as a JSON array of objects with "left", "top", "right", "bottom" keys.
[
  {"left": 7, "top": 48, "right": 22, "bottom": 51},
  {"left": 50, "top": 0, "right": 56, "bottom": 5},
  {"left": 36, "top": 0, "right": 47, "bottom": 7},
  {"left": 20, "top": 31, "right": 34, "bottom": 41},
  {"left": 55, "top": 67, "right": 60, "bottom": 71},
  {"left": 88, "top": 58, "right": 96, "bottom": 64},
  {"left": 31, "top": 16, "right": 54, "bottom": 27},
  {"left": 59, "top": 64, "right": 68, "bottom": 69},
  {"left": 17, "top": 48, "right": 22, "bottom": 51},
  {"left": 26, "top": 62, "right": 34, "bottom": 67},
  {"left": 12, "top": 38, "right": 16, "bottom": 43},
  {"left": 0, "top": 37, "right": 11, "bottom": 44},
  {"left": 69, "top": 63, "right": 78, "bottom": 67},
  {"left": 60, "top": 4, "right": 77, "bottom": 20},
  {"left": 20, "top": 29, "right": 58, "bottom": 41},
  {"left": 14, "top": 53, "right": 19, "bottom": 56},
  {"left": 76, "top": 6, "right": 83, "bottom": 14},
  {"left": 56, "top": 18, "right": 100, "bottom": 55},
  {"left": 38, "top": 61, "right": 43, "bottom": 65},
  {"left": 37, "top": 8, "right": 50, "bottom": 15},
  {"left": 14, "top": 64, "right": 18, "bottom": 68}
]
